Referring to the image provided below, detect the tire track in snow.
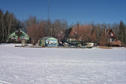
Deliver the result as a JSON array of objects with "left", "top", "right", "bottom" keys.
[{"left": 0, "top": 80, "right": 11, "bottom": 84}]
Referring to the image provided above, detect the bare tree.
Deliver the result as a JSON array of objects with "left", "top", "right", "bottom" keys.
[
  {"left": 51, "top": 20, "right": 67, "bottom": 41},
  {"left": 27, "top": 23, "right": 45, "bottom": 44},
  {"left": 69, "top": 24, "right": 96, "bottom": 42}
]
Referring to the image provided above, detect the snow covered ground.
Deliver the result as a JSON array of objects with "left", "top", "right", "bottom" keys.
[{"left": 0, "top": 44, "right": 126, "bottom": 84}]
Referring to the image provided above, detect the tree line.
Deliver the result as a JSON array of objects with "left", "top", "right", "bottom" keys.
[
  {"left": 25, "top": 16, "right": 67, "bottom": 44},
  {"left": 0, "top": 10, "right": 126, "bottom": 45},
  {"left": 0, "top": 10, "right": 22, "bottom": 42}
]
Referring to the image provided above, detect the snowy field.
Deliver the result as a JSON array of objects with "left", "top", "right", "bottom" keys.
[{"left": 0, "top": 44, "right": 126, "bottom": 84}]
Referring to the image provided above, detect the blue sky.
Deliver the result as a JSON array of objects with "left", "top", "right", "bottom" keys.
[{"left": 0, "top": 0, "right": 126, "bottom": 24}]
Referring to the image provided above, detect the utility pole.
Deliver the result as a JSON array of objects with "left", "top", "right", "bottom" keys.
[
  {"left": 48, "top": 0, "right": 50, "bottom": 21},
  {"left": 77, "top": 23, "right": 80, "bottom": 40},
  {"left": 48, "top": 0, "right": 52, "bottom": 36}
]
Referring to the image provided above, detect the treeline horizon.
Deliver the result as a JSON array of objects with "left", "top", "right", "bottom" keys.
[{"left": 0, "top": 10, "right": 126, "bottom": 45}]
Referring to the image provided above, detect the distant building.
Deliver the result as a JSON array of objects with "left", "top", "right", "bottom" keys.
[
  {"left": 106, "top": 29, "right": 121, "bottom": 46},
  {"left": 39, "top": 37, "right": 58, "bottom": 47},
  {"left": 8, "top": 29, "right": 29, "bottom": 42}
]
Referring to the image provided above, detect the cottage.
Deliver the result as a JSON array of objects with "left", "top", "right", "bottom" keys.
[
  {"left": 8, "top": 29, "right": 29, "bottom": 42},
  {"left": 107, "top": 29, "right": 121, "bottom": 46},
  {"left": 39, "top": 37, "right": 58, "bottom": 47}
]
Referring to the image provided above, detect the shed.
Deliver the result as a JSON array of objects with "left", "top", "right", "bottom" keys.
[{"left": 39, "top": 37, "right": 58, "bottom": 47}]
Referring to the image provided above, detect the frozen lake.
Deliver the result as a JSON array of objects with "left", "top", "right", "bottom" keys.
[{"left": 0, "top": 44, "right": 126, "bottom": 84}]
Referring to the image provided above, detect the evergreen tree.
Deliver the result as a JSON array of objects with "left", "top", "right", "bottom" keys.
[
  {"left": 118, "top": 21, "right": 126, "bottom": 45},
  {"left": 0, "top": 10, "right": 4, "bottom": 42},
  {"left": 0, "top": 10, "right": 21, "bottom": 43}
]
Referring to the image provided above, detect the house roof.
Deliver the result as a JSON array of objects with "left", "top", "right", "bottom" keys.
[
  {"left": 40, "top": 37, "right": 57, "bottom": 40},
  {"left": 8, "top": 29, "right": 29, "bottom": 40}
]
